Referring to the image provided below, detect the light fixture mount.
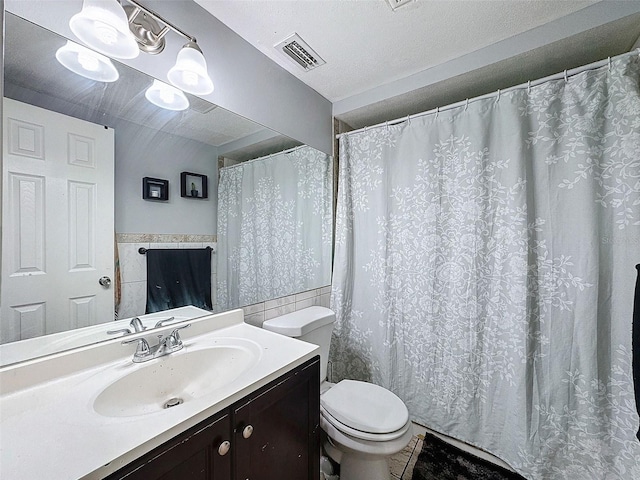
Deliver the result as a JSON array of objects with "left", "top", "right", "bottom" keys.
[{"left": 124, "top": 6, "right": 166, "bottom": 54}]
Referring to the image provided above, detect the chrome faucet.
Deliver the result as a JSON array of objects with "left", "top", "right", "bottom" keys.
[
  {"left": 107, "top": 317, "right": 146, "bottom": 337},
  {"left": 122, "top": 324, "right": 191, "bottom": 363},
  {"left": 129, "top": 317, "right": 146, "bottom": 333}
]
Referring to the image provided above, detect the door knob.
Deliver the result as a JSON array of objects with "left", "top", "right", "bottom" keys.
[
  {"left": 218, "top": 440, "right": 231, "bottom": 456},
  {"left": 242, "top": 425, "right": 253, "bottom": 439},
  {"left": 98, "top": 276, "right": 112, "bottom": 287}
]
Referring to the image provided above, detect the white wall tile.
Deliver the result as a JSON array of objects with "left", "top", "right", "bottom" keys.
[
  {"left": 179, "top": 242, "right": 203, "bottom": 248},
  {"left": 320, "top": 285, "right": 332, "bottom": 295},
  {"left": 243, "top": 302, "right": 265, "bottom": 316},
  {"left": 210, "top": 253, "right": 217, "bottom": 274},
  {"left": 265, "top": 295, "right": 296, "bottom": 310},
  {"left": 210, "top": 273, "right": 217, "bottom": 308},
  {"left": 118, "top": 242, "right": 148, "bottom": 283},
  {"left": 118, "top": 281, "right": 147, "bottom": 319},
  {"left": 244, "top": 311, "right": 265, "bottom": 327},
  {"left": 264, "top": 303, "right": 296, "bottom": 321},
  {"left": 152, "top": 243, "right": 179, "bottom": 249},
  {"left": 295, "top": 289, "right": 318, "bottom": 302},
  {"left": 319, "top": 293, "right": 331, "bottom": 308},
  {"left": 295, "top": 296, "right": 321, "bottom": 311}
]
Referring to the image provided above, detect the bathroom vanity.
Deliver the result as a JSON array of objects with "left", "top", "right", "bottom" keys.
[
  {"left": 105, "top": 357, "right": 320, "bottom": 480},
  {"left": 0, "top": 309, "right": 320, "bottom": 479}
]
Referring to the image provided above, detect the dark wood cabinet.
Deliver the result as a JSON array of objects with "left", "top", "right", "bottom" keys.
[
  {"left": 105, "top": 357, "right": 319, "bottom": 480},
  {"left": 234, "top": 356, "right": 320, "bottom": 480},
  {"left": 104, "top": 410, "right": 231, "bottom": 480}
]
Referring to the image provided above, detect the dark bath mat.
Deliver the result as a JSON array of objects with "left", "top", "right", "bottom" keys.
[{"left": 412, "top": 432, "right": 526, "bottom": 480}]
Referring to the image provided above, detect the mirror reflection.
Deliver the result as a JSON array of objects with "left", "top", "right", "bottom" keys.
[{"left": 1, "top": 13, "right": 332, "bottom": 366}]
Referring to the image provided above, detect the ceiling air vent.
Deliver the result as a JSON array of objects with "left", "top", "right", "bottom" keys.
[
  {"left": 275, "top": 33, "right": 325, "bottom": 72},
  {"left": 386, "top": 0, "right": 414, "bottom": 10},
  {"left": 188, "top": 95, "right": 218, "bottom": 114}
]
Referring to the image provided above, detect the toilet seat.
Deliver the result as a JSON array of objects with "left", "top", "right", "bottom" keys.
[
  {"left": 321, "top": 406, "right": 412, "bottom": 442},
  {"left": 320, "top": 380, "right": 409, "bottom": 441}
]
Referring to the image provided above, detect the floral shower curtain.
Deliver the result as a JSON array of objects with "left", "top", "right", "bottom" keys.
[
  {"left": 217, "top": 146, "right": 332, "bottom": 310},
  {"left": 331, "top": 53, "right": 640, "bottom": 479}
]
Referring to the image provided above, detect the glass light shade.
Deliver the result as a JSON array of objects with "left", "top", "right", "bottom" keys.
[
  {"left": 55, "top": 40, "right": 119, "bottom": 82},
  {"left": 69, "top": 0, "right": 139, "bottom": 59},
  {"left": 167, "top": 43, "right": 214, "bottom": 95},
  {"left": 145, "top": 80, "right": 189, "bottom": 111}
]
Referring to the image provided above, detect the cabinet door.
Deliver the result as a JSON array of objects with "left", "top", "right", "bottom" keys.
[
  {"left": 105, "top": 410, "right": 231, "bottom": 480},
  {"left": 233, "top": 357, "right": 320, "bottom": 480}
]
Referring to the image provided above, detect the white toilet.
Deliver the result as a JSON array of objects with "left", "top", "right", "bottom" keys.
[{"left": 263, "top": 306, "right": 413, "bottom": 480}]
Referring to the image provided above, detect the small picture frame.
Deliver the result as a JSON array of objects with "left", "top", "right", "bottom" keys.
[
  {"left": 181, "top": 172, "right": 208, "bottom": 199},
  {"left": 142, "top": 177, "right": 169, "bottom": 201}
]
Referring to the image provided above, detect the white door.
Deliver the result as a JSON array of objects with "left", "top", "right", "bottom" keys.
[{"left": 1, "top": 98, "right": 115, "bottom": 343}]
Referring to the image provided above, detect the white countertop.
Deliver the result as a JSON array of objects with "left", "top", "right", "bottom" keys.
[{"left": 0, "top": 309, "right": 319, "bottom": 480}]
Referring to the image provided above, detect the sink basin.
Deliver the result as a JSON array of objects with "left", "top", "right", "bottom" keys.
[{"left": 94, "top": 339, "right": 261, "bottom": 417}]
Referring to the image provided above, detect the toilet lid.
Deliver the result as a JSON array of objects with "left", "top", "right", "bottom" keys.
[{"left": 320, "top": 380, "right": 409, "bottom": 434}]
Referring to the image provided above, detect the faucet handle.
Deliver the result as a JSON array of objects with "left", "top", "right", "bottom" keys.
[
  {"left": 122, "top": 337, "right": 151, "bottom": 358},
  {"left": 154, "top": 316, "right": 176, "bottom": 328},
  {"left": 170, "top": 323, "right": 191, "bottom": 343},
  {"left": 107, "top": 328, "right": 132, "bottom": 336}
]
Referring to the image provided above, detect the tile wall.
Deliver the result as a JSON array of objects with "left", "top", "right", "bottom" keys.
[
  {"left": 116, "top": 233, "right": 332, "bottom": 323},
  {"left": 242, "top": 286, "right": 332, "bottom": 327}
]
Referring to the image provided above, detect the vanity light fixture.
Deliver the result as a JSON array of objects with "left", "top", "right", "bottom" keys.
[
  {"left": 69, "top": 0, "right": 214, "bottom": 95},
  {"left": 145, "top": 80, "right": 189, "bottom": 111},
  {"left": 55, "top": 40, "right": 120, "bottom": 82},
  {"left": 167, "top": 41, "right": 214, "bottom": 95},
  {"left": 69, "top": 0, "right": 139, "bottom": 59}
]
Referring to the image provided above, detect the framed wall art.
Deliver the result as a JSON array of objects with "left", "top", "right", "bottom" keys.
[
  {"left": 142, "top": 177, "right": 169, "bottom": 201},
  {"left": 181, "top": 171, "right": 208, "bottom": 199}
]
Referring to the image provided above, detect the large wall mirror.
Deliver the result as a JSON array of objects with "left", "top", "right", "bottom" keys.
[{"left": 1, "top": 13, "right": 333, "bottom": 366}]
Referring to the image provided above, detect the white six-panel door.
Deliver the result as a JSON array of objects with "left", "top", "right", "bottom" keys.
[{"left": 1, "top": 98, "right": 115, "bottom": 343}]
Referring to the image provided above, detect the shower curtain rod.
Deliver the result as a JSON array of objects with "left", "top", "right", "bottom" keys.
[
  {"left": 220, "top": 144, "right": 306, "bottom": 170},
  {"left": 337, "top": 48, "right": 640, "bottom": 140}
]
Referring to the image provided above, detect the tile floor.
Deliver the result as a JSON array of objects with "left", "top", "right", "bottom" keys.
[{"left": 389, "top": 433, "right": 425, "bottom": 480}]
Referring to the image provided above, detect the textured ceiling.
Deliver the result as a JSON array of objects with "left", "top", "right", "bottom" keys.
[
  {"left": 194, "top": 0, "right": 640, "bottom": 131},
  {"left": 195, "top": 0, "right": 597, "bottom": 103},
  {"left": 338, "top": 11, "right": 640, "bottom": 129}
]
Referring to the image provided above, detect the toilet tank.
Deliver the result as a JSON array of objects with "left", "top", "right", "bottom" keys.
[{"left": 262, "top": 306, "right": 335, "bottom": 382}]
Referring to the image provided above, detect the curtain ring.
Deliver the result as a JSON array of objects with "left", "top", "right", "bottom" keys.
[
  {"left": 496, "top": 89, "right": 501, "bottom": 103},
  {"left": 435, "top": 107, "right": 439, "bottom": 118},
  {"left": 527, "top": 80, "right": 531, "bottom": 94},
  {"left": 406, "top": 115, "right": 411, "bottom": 125},
  {"left": 564, "top": 70, "right": 568, "bottom": 82},
  {"left": 385, "top": 121, "right": 390, "bottom": 131},
  {"left": 464, "top": 98, "right": 469, "bottom": 111},
  {"left": 608, "top": 57, "right": 612, "bottom": 71}
]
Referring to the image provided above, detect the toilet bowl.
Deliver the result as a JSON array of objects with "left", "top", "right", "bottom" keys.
[{"left": 262, "top": 306, "right": 413, "bottom": 480}]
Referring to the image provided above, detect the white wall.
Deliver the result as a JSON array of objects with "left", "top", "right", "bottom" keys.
[
  {"left": 114, "top": 119, "right": 218, "bottom": 235},
  {"left": 4, "top": 0, "right": 333, "bottom": 155}
]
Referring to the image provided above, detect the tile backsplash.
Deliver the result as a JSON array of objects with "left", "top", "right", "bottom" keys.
[
  {"left": 116, "top": 233, "right": 332, "bottom": 323},
  {"left": 242, "top": 286, "right": 332, "bottom": 327}
]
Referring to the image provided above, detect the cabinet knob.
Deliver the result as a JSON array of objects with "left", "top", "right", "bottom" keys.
[
  {"left": 242, "top": 425, "right": 254, "bottom": 439},
  {"left": 218, "top": 440, "right": 231, "bottom": 456}
]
